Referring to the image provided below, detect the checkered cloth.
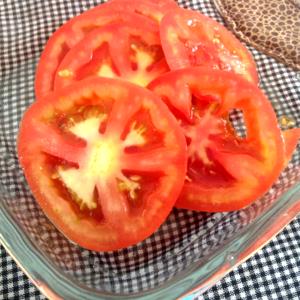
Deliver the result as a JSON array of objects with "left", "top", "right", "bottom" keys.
[
  {"left": 1, "top": 217, "right": 299, "bottom": 299},
  {"left": 1, "top": 0, "right": 300, "bottom": 299}
]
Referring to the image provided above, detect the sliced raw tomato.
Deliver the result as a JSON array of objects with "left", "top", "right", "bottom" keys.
[
  {"left": 148, "top": 67, "right": 284, "bottom": 212},
  {"left": 282, "top": 128, "right": 300, "bottom": 166},
  {"left": 18, "top": 77, "right": 187, "bottom": 251},
  {"left": 54, "top": 20, "right": 169, "bottom": 89},
  {"left": 160, "top": 8, "right": 259, "bottom": 84},
  {"left": 35, "top": 0, "right": 174, "bottom": 100}
]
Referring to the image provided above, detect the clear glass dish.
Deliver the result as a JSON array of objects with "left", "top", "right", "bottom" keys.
[{"left": 0, "top": 0, "right": 299, "bottom": 299}]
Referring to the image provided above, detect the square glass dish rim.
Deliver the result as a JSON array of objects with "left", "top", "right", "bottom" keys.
[{"left": 1, "top": 183, "right": 300, "bottom": 300}]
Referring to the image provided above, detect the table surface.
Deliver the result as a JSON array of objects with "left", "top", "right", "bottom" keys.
[{"left": 1, "top": 216, "right": 299, "bottom": 300}]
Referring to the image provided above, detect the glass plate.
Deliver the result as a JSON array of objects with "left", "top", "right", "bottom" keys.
[{"left": 0, "top": 0, "right": 299, "bottom": 299}]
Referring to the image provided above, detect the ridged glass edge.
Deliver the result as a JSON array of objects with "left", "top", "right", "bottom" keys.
[{"left": 0, "top": 183, "right": 300, "bottom": 300}]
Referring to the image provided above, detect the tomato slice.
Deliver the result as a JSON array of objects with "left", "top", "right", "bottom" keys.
[
  {"left": 54, "top": 20, "right": 168, "bottom": 89},
  {"left": 35, "top": 0, "right": 174, "bottom": 100},
  {"left": 148, "top": 67, "right": 284, "bottom": 212},
  {"left": 282, "top": 128, "right": 300, "bottom": 166},
  {"left": 160, "top": 8, "right": 259, "bottom": 84},
  {"left": 18, "top": 77, "right": 187, "bottom": 251}
]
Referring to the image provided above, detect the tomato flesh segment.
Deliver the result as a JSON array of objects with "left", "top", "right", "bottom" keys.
[
  {"left": 148, "top": 68, "right": 284, "bottom": 211},
  {"left": 33, "top": 124, "right": 85, "bottom": 164},
  {"left": 160, "top": 8, "right": 259, "bottom": 84},
  {"left": 76, "top": 42, "right": 119, "bottom": 80},
  {"left": 123, "top": 148, "right": 179, "bottom": 172},
  {"left": 105, "top": 93, "right": 142, "bottom": 135},
  {"left": 96, "top": 178, "right": 130, "bottom": 228},
  {"left": 183, "top": 111, "right": 225, "bottom": 164}
]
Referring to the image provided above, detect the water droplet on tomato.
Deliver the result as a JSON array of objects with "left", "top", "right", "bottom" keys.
[
  {"left": 191, "top": 45, "right": 199, "bottom": 53},
  {"left": 186, "top": 18, "right": 200, "bottom": 27},
  {"left": 187, "top": 19, "right": 194, "bottom": 26}
]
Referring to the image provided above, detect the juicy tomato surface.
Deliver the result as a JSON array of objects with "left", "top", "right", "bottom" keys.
[
  {"left": 160, "top": 8, "right": 259, "bottom": 84},
  {"left": 54, "top": 20, "right": 169, "bottom": 89},
  {"left": 18, "top": 77, "right": 187, "bottom": 251},
  {"left": 35, "top": 0, "right": 173, "bottom": 100},
  {"left": 148, "top": 67, "right": 284, "bottom": 212}
]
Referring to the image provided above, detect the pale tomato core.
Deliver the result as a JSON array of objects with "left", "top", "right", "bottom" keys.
[{"left": 58, "top": 115, "right": 147, "bottom": 210}]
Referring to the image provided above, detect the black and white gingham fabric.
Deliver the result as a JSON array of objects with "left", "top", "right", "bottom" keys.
[
  {"left": 1, "top": 217, "right": 300, "bottom": 299},
  {"left": 1, "top": 0, "right": 300, "bottom": 299},
  {"left": 203, "top": 216, "right": 300, "bottom": 300}
]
